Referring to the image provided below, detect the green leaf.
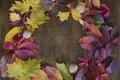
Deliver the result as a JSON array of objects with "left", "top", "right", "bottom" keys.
[
  {"left": 10, "top": 1, "right": 30, "bottom": 14},
  {"left": 7, "top": 58, "right": 41, "bottom": 80},
  {"left": 26, "top": 8, "right": 49, "bottom": 28},
  {"left": 56, "top": 63, "right": 73, "bottom": 80}
]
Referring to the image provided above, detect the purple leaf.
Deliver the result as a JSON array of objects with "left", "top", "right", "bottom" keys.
[
  {"left": 0, "top": 56, "right": 7, "bottom": 78},
  {"left": 99, "top": 4, "right": 110, "bottom": 18},
  {"left": 110, "top": 27, "right": 117, "bottom": 40},
  {"left": 17, "top": 42, "right": 40, "bottom": 53},
  {"left": 15, "top": 49, "right": 38, "bottom": 60},
  {"left": 51, "top": 6, "right": 59, "bottom": 16},
  {"left": 70, "top": 0, "right": 78, "bottom": 9},
  {"left": 112, "top": 37, "right": 120, "bottom": 45},
  {"left": 40, "top": 0, "right": 54, "bottom": 8},
  {"left": 102, "top": 28, "right": 110, "bottom": 41},
  {"left": 106, "top": 58, "right": 118, "bottom": 73},
  {"left": 57, "top": 4, "right": 70, "bottom": 12},
  {"left": 75, "top": 69, "right": 88, "bottom": 80},
  {"left": 105, "top": 43, "right": 112, "bottom": 55}
]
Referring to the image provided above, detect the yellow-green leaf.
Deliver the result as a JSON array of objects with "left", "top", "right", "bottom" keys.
[
  {"left": 4, "top": 27, "right": 21, "bottom": 42},
  {"left": 10, "top": 1, "right": 30, "bottom": 14},
  {"left": 26, "top": 0, "right": 42, "bottom": 8},
  {"left": 56, "top": 63, "right": 73, "bottom": 80},
  {"left": 71, "top": 9, "right": 81, "bottom": 21},
  {"left": 26, "top": 8, "right": 49, "bottom": 28},
  {"left": 58, "top": 12, "right": 70, "bottom": 22},
  {"left": 7, "top": 58, "right": 41, "bottom": 80}
]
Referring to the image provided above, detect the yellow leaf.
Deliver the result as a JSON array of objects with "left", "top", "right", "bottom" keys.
[
  {"left": 4, "top": 27, "right": 21, "bottom": 42},
  {"left": 56, "top": 70, "right": 63, "bottom": 80},
  {"left": 33, "top": 70, "right": 49, "bottom": 80},
  {"left": 10, "top": 13, "right": 20, "bottom": 22},
  {"left": 58, "top": 12, "right": 70, "bottom": 22},
  {"left": 27, "top": 26, "right": 36, "bottom": 33},
  {"left": 71, "top": 9, "right": 81, "bottom": 21}
]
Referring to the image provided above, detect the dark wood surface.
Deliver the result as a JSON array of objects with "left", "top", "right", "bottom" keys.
[{"left": 0, "top": 0, "right": 120, "bottom": 80}]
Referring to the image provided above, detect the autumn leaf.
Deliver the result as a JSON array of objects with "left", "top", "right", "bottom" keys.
[
  {"left": 79, "top": 37, "right": 95, "bottom": 50},
  {"left": 71, "top": 8, "right": 81, "bottom": 21},
  {"left": 43, "top": 66, "right": 63, "bottom": 80},
  {"left": 56, "top": 63, "right": 73, "bottom": 80},
  {"left": 58, "top": 12, "right": 70, "bottom": 22},
  {"left": 89, "top": 24, "right": 103, "bottom": 37},
  {"left": 26, "top": 8, "right": 49, "bottom": 28},
  {"left": 7, "top": 58, "right": 41, "bottom": 80},
  {"left": 10, "top": 1, "right": 30, "bottom": 14},
  {"left": 92, "top": 0, "right": 100, "bottom": 8},
  {"left": 58, "top": 8, "right": 81, "bottom": 22},
  {"left": 26, "top": 0, "right": 42, "bottom": 8},
  {"left": 4, "top": 27, "right": 21, "bottom": 42},
  {"left": 10, "top": 13, "right": 20, "bottom": 22},
  {"left": 31, "top": 70, "right": 49, "bottom": 80}
]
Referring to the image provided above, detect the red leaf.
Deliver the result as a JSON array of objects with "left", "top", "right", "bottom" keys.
[
  {"left": 3, "top": 42, "right": 13, "bottom": 50},
  {"left": 79, "top": 37, "right": 95, "bottom": 50}
]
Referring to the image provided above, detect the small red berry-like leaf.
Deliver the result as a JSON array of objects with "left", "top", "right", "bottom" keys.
[{"left": 79, "top": 56, "right": 88, "bottom": 67}]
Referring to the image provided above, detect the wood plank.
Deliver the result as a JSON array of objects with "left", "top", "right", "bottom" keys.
[{"left": 0, "top": 0, "right": 120, "bottom": 79}]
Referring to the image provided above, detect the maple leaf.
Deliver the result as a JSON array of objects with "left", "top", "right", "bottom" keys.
[
  {"left": 56, "top": 63, "right": 73, "bottom": 80},
  {"left": 10, "top": 0, "right": 30, "bottom": 14},
  {"left": 26, "top": 8, "right": 49, "bottom": 28},
  {"left": 7, "top": 58, "right": 41, "bottom": 80}
]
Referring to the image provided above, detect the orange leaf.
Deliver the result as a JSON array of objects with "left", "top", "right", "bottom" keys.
[
  {"left": 89, "top": 24, "right": 103, "bottom": 37},
  {"left": 92, "top": 0, "right": 100, "bottom": 8}
]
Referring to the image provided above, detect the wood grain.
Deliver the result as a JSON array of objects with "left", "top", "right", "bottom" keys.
[{"left": 0, "top": 0, "right": 120, "bottom": 80}]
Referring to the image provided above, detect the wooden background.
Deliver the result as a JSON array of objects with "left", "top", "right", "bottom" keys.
[{"left": 0, "top": 0, "right": 120, "bottom": 80}]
